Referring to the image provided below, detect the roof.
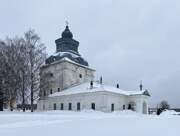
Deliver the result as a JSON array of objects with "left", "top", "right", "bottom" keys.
[
  {"left": 42, "top": 57, "right": 95, "bottom": 71},
  {"left": 49, "top": 82, "right": 150, "bottom": 97},
  {"left": 45, "top": 51, "right": 92, "bottom": 68}
]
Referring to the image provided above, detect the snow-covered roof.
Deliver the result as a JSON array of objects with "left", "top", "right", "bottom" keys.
[
  {"left": 49, "top": 82, "right": 150, "bottom": 97},
  {"left": 52, "top": 51, "right": 80, "bottom": 58},
  {"left": 42, "top": 56, "right": 95, "bottom": 71}
]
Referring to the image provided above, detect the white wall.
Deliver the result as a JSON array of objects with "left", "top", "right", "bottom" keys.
[
  {"left": 37, "top": 91, "right": 149, "bottom": 114},
  {"left": 40, "top": 60, "right": 95, "bottom": 97}
]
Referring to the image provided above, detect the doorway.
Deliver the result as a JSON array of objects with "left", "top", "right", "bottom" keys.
[{"left": 91, "top": 103, "right": 95, "bottom": 110}]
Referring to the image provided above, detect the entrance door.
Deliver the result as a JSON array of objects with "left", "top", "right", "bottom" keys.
[
  {"left": 128, "top": 102, "right": 136, "bottom": 111},
  {"left": 91, "top": 103, "right": 95, "bottom": 110}
]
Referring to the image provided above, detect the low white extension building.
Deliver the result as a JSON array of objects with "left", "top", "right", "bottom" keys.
[{"left": 37, "top": 24, "right": 150, "bottom": 114}]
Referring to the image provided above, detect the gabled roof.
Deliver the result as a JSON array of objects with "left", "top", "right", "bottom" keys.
[{"left": 49, "top": 82, "right": 150, "bottom": 97}]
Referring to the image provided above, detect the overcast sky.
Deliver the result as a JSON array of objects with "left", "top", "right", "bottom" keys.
[{"left": 1, "top": 0, "right": 180, "bottom": 107}]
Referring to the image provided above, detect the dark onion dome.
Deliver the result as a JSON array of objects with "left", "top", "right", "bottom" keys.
[{"left": 61, "top": 25, "right": 73, "bottom": 39}]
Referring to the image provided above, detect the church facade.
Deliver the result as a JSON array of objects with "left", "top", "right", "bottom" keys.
[{"left": 37, "top": 25, "right": 150, "bottom": 114}]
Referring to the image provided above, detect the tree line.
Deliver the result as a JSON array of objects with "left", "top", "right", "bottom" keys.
[{"left": 0, "top": 29, "right": 46, "bottom": 112}]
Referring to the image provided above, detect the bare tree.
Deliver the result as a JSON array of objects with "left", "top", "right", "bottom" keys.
[
  {"left": 0, "top": 38, "right": 23, "bottom": 110},
  {"left": 15, "top": 38, "right": 30, "bottom": 112},
  {"left": 0, "top": 29, "right": 46, "bottom": 112},
  {"left": 159, "top": 100, "right": 170, "bottom": 110},
  {"left": 157, "top": 100, "right": 170, "bottom": 115},
  {"left": 24, "top": 29, "right": 46, "bottom": 112}
]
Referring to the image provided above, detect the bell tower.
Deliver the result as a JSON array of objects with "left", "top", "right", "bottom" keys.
[{"left": 40, "top": 23, "right": 95, "bottom": 96}]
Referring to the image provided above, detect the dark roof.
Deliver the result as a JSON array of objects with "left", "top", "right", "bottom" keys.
[{"left": 61, "top": 25, "right": 73, "bottom": 39}]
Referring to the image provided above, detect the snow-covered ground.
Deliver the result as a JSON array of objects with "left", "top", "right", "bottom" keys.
[{"left": 0, "top": 110, "right": 179, "bottom": 136}]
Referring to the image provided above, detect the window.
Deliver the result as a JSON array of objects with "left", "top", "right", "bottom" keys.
[
  {"left": 60, "top": 103, "right": 64, "bottom": 110},
  {"left": 123, "top": 105, "right": 125, "bottom": 110},
  {"left": 91, "top": 103, "right": 95, "bottom": 110},
  {"left": 79, "top": 74, "right": 82, "bottom": 78},
  {"left": 58, "top": 88, "right": 60, "bottom": 92},
  {"left": 50, "top": 89, "right": 52, "bottom": 94},
  {"left": 77, "top": 102, "right": 80, "bottom": 111},
  {"left": 44, "top": 91, "right": 46, "bottom": 96},
  {"left": 43, "top": 104, "right": 45, "bottom": 110},
  {"left": 53, "top": 103, "right": 56, "bottom": 110},
  {"left": 50, "top": 73, "right": 53, "bottom": 77},
  {"left": 68, "top": 103, "right": 72, "bottom": 110},
  {"left": 111, "top": 104, "right": 114, "bottom": 112}
]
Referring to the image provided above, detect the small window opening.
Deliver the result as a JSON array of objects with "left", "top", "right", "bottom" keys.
[
  {"left": 44, "top": 91, "right": 46, "bottom": 96},
  {"left": 69, "top": 103, "right": 72, "bottom": 110},
  {"left": 50, "top": 73, "right": 53, "bottom": 77},
  {"left": 77, "top": 102, "right": 80, "bottom": 111},
  {"left": 123, "top": 105, "right": 126, "bottom": 110},
  {"left": 53, "top": 103, "right": 56, "bottom": 110},
  {"left": 60, "top": 103, "right": 64, "bottom": 110},
  {"left": 111, "top": 104, "right": 114, "bottom": 112}
]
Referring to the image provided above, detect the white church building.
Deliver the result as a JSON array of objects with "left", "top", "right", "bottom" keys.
[{"left": 37, "top": 24, "right": 150, "bottom": 114}]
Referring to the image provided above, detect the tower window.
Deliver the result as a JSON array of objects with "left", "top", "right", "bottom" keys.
[
  {"left": 91, "top": 103, "right": 95, "bottom": 110},
  {"left": 79, "top": 74, "right": 82, "bottom": 78},
  {"left": 50, "top": 73, "right": 53, "bottom": 77},
  {"left": 68, "top": 103, "right": 72, "bottom": 110}
]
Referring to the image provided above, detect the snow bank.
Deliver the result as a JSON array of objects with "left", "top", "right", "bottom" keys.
[
  {"left": 0, "top": 110, "right": 180, "bottom": 136},
  {"left": 160, "top": 110, "right": 180, "bottom": 116},
  {"left": 112, "top": 110, "right": 142, "bottom": 116}
]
